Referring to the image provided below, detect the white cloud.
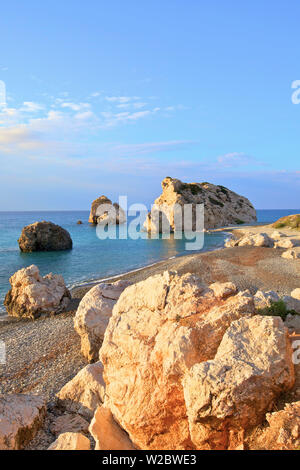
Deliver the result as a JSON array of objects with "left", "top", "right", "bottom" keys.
[
  {"left": 22, "top": 101, "right": 44, "bottom": 112},
  {"left": 60, "top": 102, "right": 91, "bottom": 111},
  {"left": 217, "top": 152, "right": 263, "bottom": 168}
]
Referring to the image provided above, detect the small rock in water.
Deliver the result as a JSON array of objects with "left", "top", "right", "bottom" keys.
[{"left": 18, "top": 220, "right": 72, "bottom": 252}]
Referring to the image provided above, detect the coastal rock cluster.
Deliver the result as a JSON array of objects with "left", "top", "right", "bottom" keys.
[
  {"left": 98, "top": 272, "right": 294, "bottom": 450},
  {"left": 0, "top": 270, "right": 299, "bottom": 450},
  {"left": 144, "top": 177, "right": 257, "bottom": 232},
  {"left": 88, "top": 196, "right": 126, "bottom": 225},
  {"left": 4, "top": 265, "right": 71, "bottom": 319},
  {"left": 18, "top": 221, "right": 72, "bottom": 252},
  {"left": 225, "top": 230, "right": 300, "bottom": 260}
]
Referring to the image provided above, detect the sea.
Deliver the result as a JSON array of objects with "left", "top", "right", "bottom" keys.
[{"left": 0, "top": 209, "right": 299, "bottom": 314}]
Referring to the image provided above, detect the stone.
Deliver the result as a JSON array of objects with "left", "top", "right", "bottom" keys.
[
  {"left": 237, "top": 233, "right": 274, "bottom": 248},
  {"left": 50, "top": 414, "right": 89, "bottom": 436},
  {"left": 291, "top": 288, "right": 300, "bottom": 300},
  {"left": 254, "top": 402, "right": 300, "bottom": 450},
  {"left": 282, "top": 248, "right": 300, "bottom": 259},
  {"left": 209, "top": 282, "right": 237, "bottom": 299},
  {"left": 89, "top": 406, "right": 136, "bottom": 450},
  {"left": 56, "top": 362, "right": 105, "bottom": 419},
  {"left": 48, "top": 432, "right": 90, "bottom": 450},
  {"left": 18, "top": 221, "right": 72, "bottom": 252},
  {"left": 4, "top": 265, "right": 71, "bottom": 319},
  {"left": 183, "top": 316, "right": 294, "bottom": 449},
  {"left": 270, "top": 230, "right": 287, "bottom": 239},
  {"left": 144, "top": 177, "right": 256, "bottom": 232},
  {"left": 285, "top": 313, "right": 300, "bottom": 331},
  {"left": 0, "top": 394, "right": 46, "bottom": 450},
  {"left": 74, "top": 280, "right": 130, "bottom": 362},
  {"left": 282, "top": 295, "right": 300, "bottom": 314},
  {"left": 274, "top": 238, "right": 300, "bottom": 249},
  {"left": 89, "top": 196, "right": 126, "bottom": 225},
  {"left": 253, "top": 290, "right": 280, "bottom": 310},
  {"left": 100, "top": 271, "right": 255, "bottom": 450}
]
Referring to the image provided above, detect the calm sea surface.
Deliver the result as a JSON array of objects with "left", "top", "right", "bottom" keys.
[{"left": 0, "top": 209, "right": 299, "bottom": 313}]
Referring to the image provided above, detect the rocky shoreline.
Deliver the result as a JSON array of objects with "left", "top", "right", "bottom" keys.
[{"left": 1, "top": 223, "right": 300, "bottom": 450}]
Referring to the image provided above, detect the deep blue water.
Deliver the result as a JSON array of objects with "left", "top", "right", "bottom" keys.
[{"left": 0, "top": 209, "right": 299, "bottom": 313}]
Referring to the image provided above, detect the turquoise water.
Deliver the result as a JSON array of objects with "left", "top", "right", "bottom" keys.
[{"left": 0, "top": 209, "right": 299, "bottom": 313}]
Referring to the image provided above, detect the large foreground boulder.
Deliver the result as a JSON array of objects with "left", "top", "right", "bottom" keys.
[
  {"left": 4, "top": 265, "right": 71, "bottom": 319},
  {"left": 18, "top": 221, "right": 72, "bottom": 252},
  {"left": 89, "top": 196, "right": 126, "bottom": 225},
  {"left": 56, "top": 362, "right": 105, "bottom": 419},
  {"left": 74, "top": 280, "right": 130, "bottom": 362},
  {"left": 144, "top": 177, "right": 256, "bottom": 232},
  {"left": 100, "top": 271, "right": 258, "bottom": 450},
  {"left": 100, "top": 271, "right": 294, "bottom": 450},
  {"left": 0, "top": 394, "right": 46, "bottom": 450}
]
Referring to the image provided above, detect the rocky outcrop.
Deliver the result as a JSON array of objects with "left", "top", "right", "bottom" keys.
[
  {"left": 4, "top": 265, "right": 71, "bottom": 319},
  {"left": 144, "top": 177, "right": 256, "bottom": 232},
  {"left": 48, "top": 432, "right": 91, "bottom": 450},
  {"left": 74, "top": 280, "right": 130, "bottom": 362},
  {"left": 273, "top": 214, "right": 300, "bottom": 231},
  {"left": 89, "top": 196, "right": 126, "bottom": 225},
  {"left": 56, "top": 362, "right": 105, "bottom": 419},
  {"left": 225, "top": 230, "right": 300, "bottom": 251},
  {"left": 0, "top": 394, "right": 46, "bottom": 450},
  {"left": 226, "top": 233, "right": 274, "bottom": 248},
  {"left": 183, "top": 316, "right": 294, "bottom": 449},
  {"left": 89, "top": 406, "right": 136, "bottom": 450},
  {"left": 18, "top": 221, "right": 72, "bottom": 252},
  {"left": 254, "top": 401, "right": 300, "bottom": 450},
  {"left": 100, "top": 271, "right": 261, "bottom": 450}
]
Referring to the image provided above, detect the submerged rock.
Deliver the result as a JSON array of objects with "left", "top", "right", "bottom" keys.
[
  {"left": 0, "top": 394, "right": 46, "bottom": 450},
  {"left": 144, "top": 177, "right": 256, "bottom": 232},
  {"left": 4, "top": 264, "right": 71, "bottom": 319},
  {"left": 18, "top": 221, "right": 72, "bottom": 252}
]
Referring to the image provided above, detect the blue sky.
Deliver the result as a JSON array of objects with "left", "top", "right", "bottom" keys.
[{"left": 0, "top": 0, "right": 299, "bottom": 210}]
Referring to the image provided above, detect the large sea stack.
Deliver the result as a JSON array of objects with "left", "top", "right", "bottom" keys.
[
  {"left": 144, "top": 177, "right": 257, "bottom": 231},
  {"left": 89, "top": 196, "right": 126, "bottom": 225}
]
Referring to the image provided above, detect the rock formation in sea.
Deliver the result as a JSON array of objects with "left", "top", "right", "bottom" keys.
[
  {"left": 18, "top": 221, "right": 73, "bottom": 252},
  {"left": 88, "top": 196, "right": 126, "bottom": 225},
  {"left": 144, "top": 177, "right": 257, "bottom": 232},
  {"left": 4, "top": 264, "right": 71, "bottom": 319}
]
